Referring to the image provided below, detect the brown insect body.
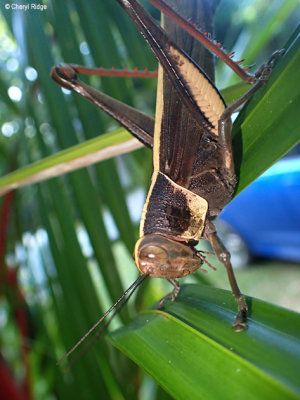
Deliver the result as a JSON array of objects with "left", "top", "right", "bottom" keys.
[
  {"left": 132, "top": 0, "right": 235, "bottom": 279},
  {"left": 52, "top": 0, "right": 283, "bottom": 338},
  {"left": 156, "top": 5, "right": 233, "bottom": 217}
]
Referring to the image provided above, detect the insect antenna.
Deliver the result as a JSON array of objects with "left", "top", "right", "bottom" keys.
[{"left": 57, "top": 273, "right": 148, "bottom": 366}]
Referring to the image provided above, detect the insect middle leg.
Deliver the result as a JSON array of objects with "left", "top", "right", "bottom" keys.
[
  {"left": 217, "top": 48, "right": 286, "bottom": 181},
  {"left": 209, "top": 55, "right": 285, "bottom": 331}
]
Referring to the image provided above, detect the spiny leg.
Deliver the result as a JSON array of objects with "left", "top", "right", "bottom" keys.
[
  {"left": 220, "top": 49, "right": 285, "bottom": 125},
  {"left": 206, "top": 221, "right": 247, "bottom": 332},
  {"left": 149, "top": 0, "right": 255, "bottom": 83},
  {"left": 150, "top": 0, "right": 285, "bottom": 83},
  {"left": 158, "top": 278, "right": 180, "bottom": 309}
]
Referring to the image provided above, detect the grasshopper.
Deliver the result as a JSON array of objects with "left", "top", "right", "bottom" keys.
[{"left": 51, "top": 0, "right": 283, "bottom": 354}]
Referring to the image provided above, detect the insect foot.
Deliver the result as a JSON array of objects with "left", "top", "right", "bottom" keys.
[
  {"left": 50, "top": 64, "right": 78, "bottom": 91},
  {"left": 255, "top": 49, "right": 286, "bottom": 81},
  {"left": 232, "top": 296, "right": 248, "bottom": 332}
]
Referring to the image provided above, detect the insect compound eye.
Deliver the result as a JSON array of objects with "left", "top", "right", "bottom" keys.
[{"left": 139, "top": 245, "right": 169, "bottom": 265}]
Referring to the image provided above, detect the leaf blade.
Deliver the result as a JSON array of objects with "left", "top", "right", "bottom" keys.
[{"left": 110, "top": 285, "right": 300, "bottom": 400}]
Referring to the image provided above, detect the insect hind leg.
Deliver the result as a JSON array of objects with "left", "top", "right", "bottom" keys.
[{"left": 51, "top": 63, "right": 155, "bottom": 148}]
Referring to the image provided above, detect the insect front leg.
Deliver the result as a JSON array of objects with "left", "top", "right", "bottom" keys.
[
  {"left": 205, "top": 222, "right": 247, "bottom": 332},
  {"left": 157, "top": 279, "right": 180, "bottom": 309}
]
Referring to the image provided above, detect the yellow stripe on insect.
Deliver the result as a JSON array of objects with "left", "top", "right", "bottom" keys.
[
  {"left": 169, "top": 45, "right": 226, "bottom": 134},
  {"left": 153, "top": 63, "right": 164, "bottom": 171}
]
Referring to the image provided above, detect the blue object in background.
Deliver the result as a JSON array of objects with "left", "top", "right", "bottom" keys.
[{"left": 218, "top": 155, "right": 300, "bottom": 263}]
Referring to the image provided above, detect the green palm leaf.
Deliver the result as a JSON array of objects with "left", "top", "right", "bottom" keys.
[{"left": 110, "top": 285, "right": 300, "bottom": 400}]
